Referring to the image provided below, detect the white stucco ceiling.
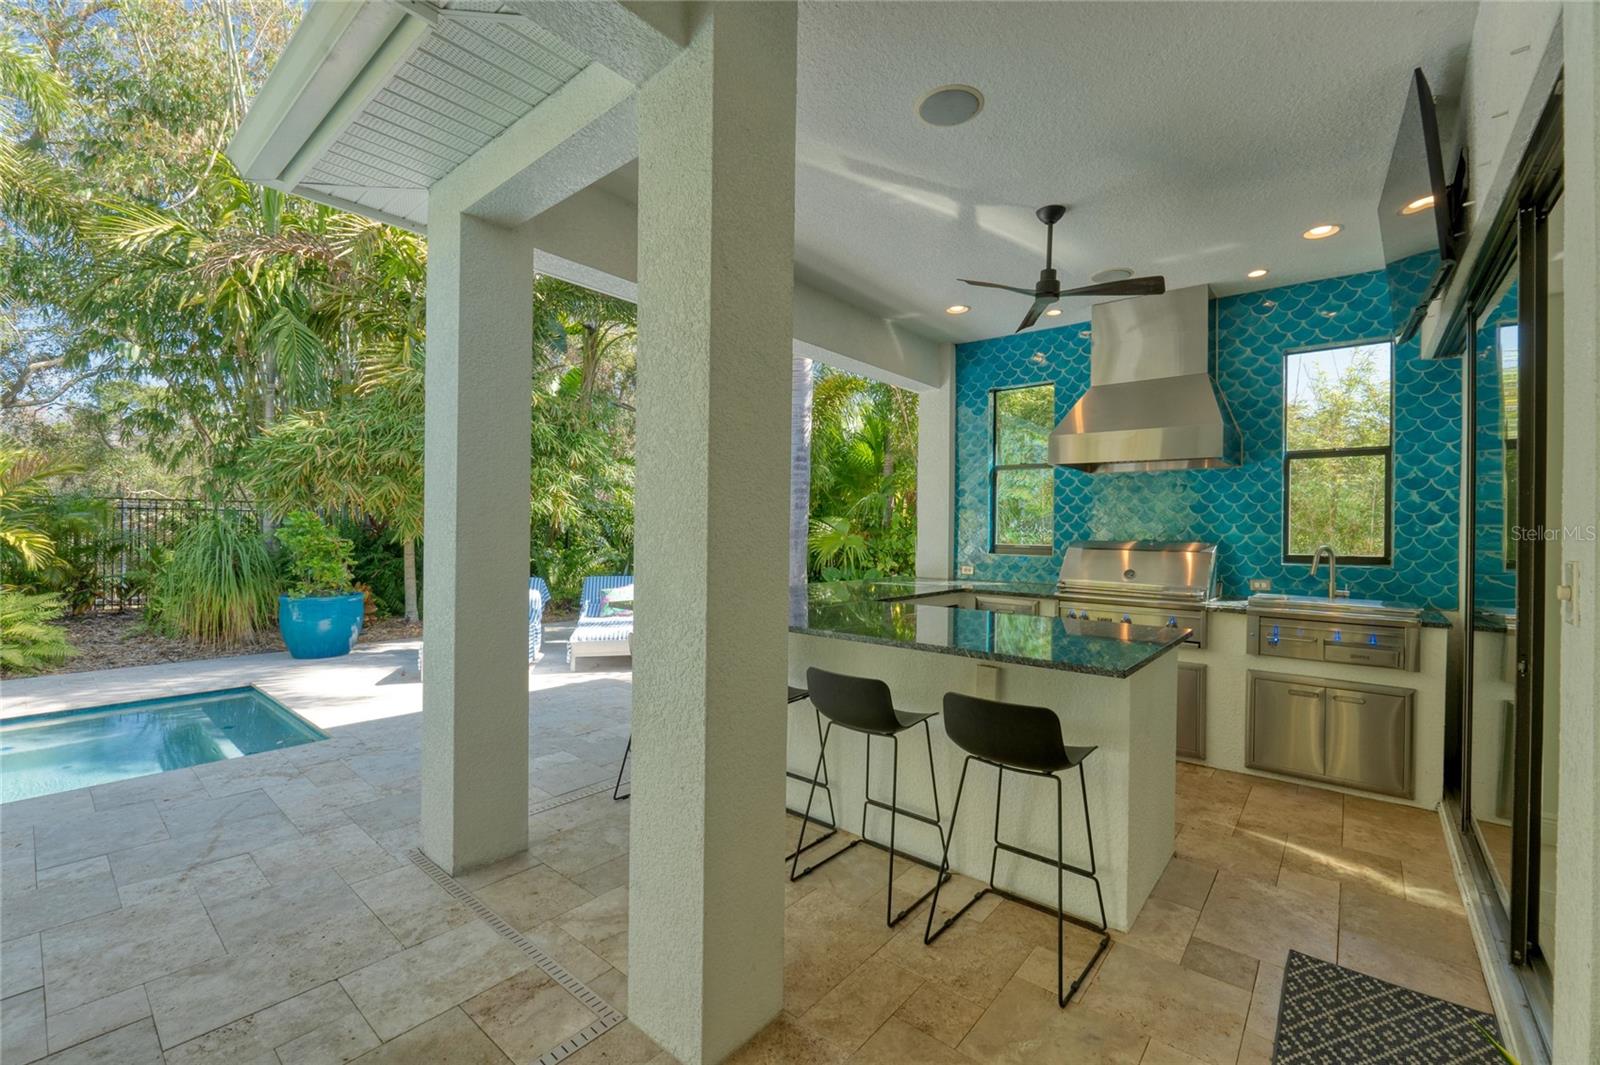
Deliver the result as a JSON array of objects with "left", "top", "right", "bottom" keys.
[
  {"left": 786, "top": 1, "right": 1477, "bottom": 342},
  {"left": 236, "top": 0, "right": 1479, "bottom": 347}
]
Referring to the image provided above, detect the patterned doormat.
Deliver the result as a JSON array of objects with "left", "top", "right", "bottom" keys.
[{"left": 1273, "top": 951, "right": 1506, "bottom": 1064}]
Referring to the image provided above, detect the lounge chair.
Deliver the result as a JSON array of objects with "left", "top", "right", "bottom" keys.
[
  {"left": 568, "top": 575, "right": 634, "bottom": 670},
  {"left": 528, "top": 577, "right": 551, "bottom": 663}
]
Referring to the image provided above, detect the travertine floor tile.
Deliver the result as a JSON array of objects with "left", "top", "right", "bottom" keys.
[
  {"left": 890, "top": 979, "right": 985, "bottom": 1048},
  {"left": 1, "top": 855, "right": 120, "bottom": 941},
  {"left": 1235, "top": 782, "right": 1342, "bottom": 844},
  {"left": 2, "top": 987, "right": 47, "bottom": 1064},
  {"left": 1115, "top": 896, "right": 1199, "bottom": 962},
  {"left": 1190, "top": 872, "right": 1337, "bottom": 967},
  {"left": 724, "top": 1015, "right": 846, "bottom": 1065},
  {"left": 476, "top": 865, "right": 594, "bottom": 932},
  {"left": 1079, "top": 943, "right": 1250, "bottom": 1065},
  {"left": 1178, "top": 937, "right": 1257, "bottom": 993},
  {"left": 41, "top": 892, "right": 223, "bottom": 1014},
  {"left": 960, "top": 975, "right": 1147, "bottom": 1065},
  {"left": 148, "top": 913, "right": 400, "bottom": 1049},
  {"left": 338, "top": 920, "right": 530, "bottom": 1040},
  {"left": 1172, "top": 825, "right": 1282, "bottom": 884},
  {"left": 348, "top": 863, "right": 477, "bottom": 947},
  {"left": 797, "top": 954, "right": 922, "bottom": 1054},
  {"left": 1148, "top": 857, "right": 1216, "bottom": 911},
  {"left": 850, "top": 1017, "right": 969, "bottom": 1064},
  {"left": 162, "top": 981, "right": 365, "bottom": 1065},
  {"left": 45, "top": 986, "right": 150, "bottom": 1054},
  {"left": 38, "top": 1017, "right": 163, "bottom": 1064},
  {"left": 32, "top": 802, "right": 168, "bottom": 871},
  {"left": 463, "top": 969, "right": 598, "bottom": 1062},
  {"left": 346, "top": 1007, "right": 512, "bottom": 1064},
  {"left": 1, "top": 933, "right": 43, "bottom": 997}
]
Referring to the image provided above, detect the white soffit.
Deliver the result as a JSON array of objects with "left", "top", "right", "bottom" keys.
[{"left": 308, "top": 4, "right": 592, "bottom": 225}]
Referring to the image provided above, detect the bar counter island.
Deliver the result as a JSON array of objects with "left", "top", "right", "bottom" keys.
[{"left": 786, "top": 580, "right": 1185, "bottom": 933}]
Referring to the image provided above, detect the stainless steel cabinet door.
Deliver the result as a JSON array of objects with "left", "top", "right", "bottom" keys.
[
  {"left": 1324, "top": 686, "right": 1412, "bottom": 797},
  {"left": 1176, "top": 663, "right": 1207, "bottom": 760},
  {"left": 1248, "top": 677, "right": 1326, "bottom": 779}
]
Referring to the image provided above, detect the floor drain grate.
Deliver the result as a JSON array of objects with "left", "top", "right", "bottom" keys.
[
  {"left": 408, "top": 848, "right": 625, "bottom": 1064},
  {"left": 529, "top": 776, "right": 617, "bottom": 816}
]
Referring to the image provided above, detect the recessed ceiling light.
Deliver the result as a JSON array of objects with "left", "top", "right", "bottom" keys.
[
  {"left": 1246, "top": 268, "right": 1269, "bottom": 280},
  {"left": 917, "top": 85, "right": 984, "bottom": 127},
  {"left": 1400, "top": 195, "right": 1436, "bottom": 216},
  {"left": 1078, "top": 330, "right": 1092, "bottom": 339},
  {"left": 945, "top": 304, "right": 970, "bottom": 315},
  {"left": 1302, "top": 223, "right": 1341, "bottom": 240},
  {"left": 1044, "top": 307, "right": 1063, "bottom": 317},
  {"left": 1090, "top": 267, "right": 1134, "bottom": 283},
  {"left": 1030, "top": 353, "right": 1046, "bottom": 364}
]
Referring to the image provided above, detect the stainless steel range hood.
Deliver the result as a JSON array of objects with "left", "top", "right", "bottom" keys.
[{"left": 1049, "top": 285, "right": 1240, "bottom": 472}]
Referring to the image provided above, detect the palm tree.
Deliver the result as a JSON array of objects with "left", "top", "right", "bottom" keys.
[
  {"left": 0, "top": 446, "right": 79, "bottom": 572},
  {"left": 789, "top": 355, "right": 813, "bottom": 623}
]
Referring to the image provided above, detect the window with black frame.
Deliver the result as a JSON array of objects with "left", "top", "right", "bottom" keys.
[
  {"left": 1282, "top": 341, "right": 1394, "bottom": 563},
  {"left": 990, "top": 384, "right": 1054, "bottom": 554}
]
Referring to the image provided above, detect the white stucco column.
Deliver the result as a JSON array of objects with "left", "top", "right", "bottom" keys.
[
  {"left": 1555, "top": 3, "right": 1600, "bottom": 1059},
  {"left": 916, "top": 344, "right": 958, "bottom": 579},
  {"left": 420, "top": 207, "right": 533, "bottom": 875},
  {"left": 628, "top": 4, "right": 797, "bottom": 1062}
]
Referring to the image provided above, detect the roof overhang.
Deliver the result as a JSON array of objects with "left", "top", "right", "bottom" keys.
[{"left": 227, "top": 0, "right": 951, "bottom": 389}]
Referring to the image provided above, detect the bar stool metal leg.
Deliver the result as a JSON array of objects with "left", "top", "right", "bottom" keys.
[
  {"left": 792, "top": 719, "right": 949, "bottom": 927},
  {"left": 791, "top": 721, "right": 862, "bottom": 881},
  {"left": 612, "top": 737, "right": 630, "bottom": 801},
  {"left": 923, "top": 756, "right": 1111, "bottom": 1007},
  {"left": 786, "top": 705, "right": 841, "bottom": 862}
]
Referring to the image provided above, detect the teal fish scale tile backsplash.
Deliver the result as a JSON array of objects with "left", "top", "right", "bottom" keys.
[{"left": 954, "top": 268, "right": 1463, "bottom": 608}]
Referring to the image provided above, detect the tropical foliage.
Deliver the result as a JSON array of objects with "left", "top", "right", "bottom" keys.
[
  {"left": 0, "top": 589, "right": 74, "bottom": 673},
  {"left": 146, "top": 513, "right": 276, "bottom": 646},
  {"left": 805, "top": 367, "right": 918, "bottom": 581},
  {"left": 274, "top": 511, "right": 355, "bottom": 599},
  {"left": 1284, "top": 344, "right": 1392, "bottom": 558},
  {"left": 1, "top": 0, "right": 897, "bottom": 674}
]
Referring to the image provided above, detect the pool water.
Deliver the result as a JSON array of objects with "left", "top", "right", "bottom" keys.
[{"left": 0, "top": 687, "right": 326, "bottom": 804}]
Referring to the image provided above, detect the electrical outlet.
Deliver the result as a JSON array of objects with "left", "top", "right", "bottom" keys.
[
  {"left": 1249, "top": 578, "right": 1272, "bottom": 593},
  {"left": 959, "top": 564, "right": 974, "bottom": 576}
]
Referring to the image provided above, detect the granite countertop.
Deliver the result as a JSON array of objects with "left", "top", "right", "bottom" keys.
[
  {"left": 1472, "top": 607, "right": 1515, "bottom": 633},
  {"left": 1205, "top": 597, "right": 1451, "bottom": 629},
  {"left": 790, "top": 580, "right": 1187, "bottom": 678}
]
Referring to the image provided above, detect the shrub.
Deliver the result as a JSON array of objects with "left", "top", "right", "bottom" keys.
[
  {"left": 0, "top": 590, "right": 75, "bottom": 674},
  {"left": 148, "top": 514, "right": 277, "bottom": 645},
  {"left": 275, "top": 511, "right": 356, "bottom": 598}
]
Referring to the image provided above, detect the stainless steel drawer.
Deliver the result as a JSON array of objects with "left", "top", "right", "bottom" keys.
[
  {"left": 1323, "top": 643, "right": 1402, "bottom": 669},
  {"left": 1258, "top": 633, "right": 1323, "bottom": 662}
]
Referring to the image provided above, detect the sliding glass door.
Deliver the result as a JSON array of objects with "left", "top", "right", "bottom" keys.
[{"left": 1458, "top": 113, "right": 1562, "bottom": 1030}]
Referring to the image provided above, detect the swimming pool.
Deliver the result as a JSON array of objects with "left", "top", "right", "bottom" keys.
[{"left": 0, "top": 687, "right": 326, "bottom": 804}]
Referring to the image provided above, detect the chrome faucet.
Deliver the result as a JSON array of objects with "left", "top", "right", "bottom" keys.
[{"left": 1309, "top": 544, "right": 1339, "bottom": 599}]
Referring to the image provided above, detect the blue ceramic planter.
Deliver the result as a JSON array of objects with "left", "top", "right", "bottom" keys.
[{"left": 278, "top": 592, "right": 365, "bottom": 659}]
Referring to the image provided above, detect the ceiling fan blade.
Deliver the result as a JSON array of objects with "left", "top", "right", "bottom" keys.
[
  {"left": 1014, "top": 296, "right": 1056, "bottom": 332},
  {"left": 1059, "top": 275, "right": 1167, "bottom": 298},
  {"left": 959, "top": 278, "right": 1037, "bottom": 296}
]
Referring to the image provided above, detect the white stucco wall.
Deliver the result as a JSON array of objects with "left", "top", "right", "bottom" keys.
[{"left": 1554, "top": 5, "right": 1599, "bottom": 1059}]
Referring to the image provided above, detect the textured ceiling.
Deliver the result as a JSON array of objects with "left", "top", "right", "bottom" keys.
[{"left": 788, "top": 1, "right": 1477, "bottom": 342}]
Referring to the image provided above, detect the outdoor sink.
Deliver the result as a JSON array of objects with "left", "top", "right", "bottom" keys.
[{"left": 1247, "top": 593, "right": 1421, "bottom": 623}]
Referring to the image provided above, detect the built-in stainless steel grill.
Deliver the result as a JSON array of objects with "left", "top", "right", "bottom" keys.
[{"left": 1055, "top": 541, "right": 1219, "bottom": 647}]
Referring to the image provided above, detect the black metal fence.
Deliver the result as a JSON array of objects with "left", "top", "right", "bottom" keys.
[{"left": 81, "top": 496, "right": 256, "bottom": 609}]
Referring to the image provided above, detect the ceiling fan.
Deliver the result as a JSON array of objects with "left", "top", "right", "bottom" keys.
[{"left": 959, "top": 205, "right": 1166, "bottom": 332}]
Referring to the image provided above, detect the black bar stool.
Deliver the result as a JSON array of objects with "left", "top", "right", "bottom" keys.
[
  {"left": 794, "top": 667, "right": 949, "bottom": 927},
  {"left": 923, "top": 691, "right": 1110, "bottom": 1007},
  {"left": 783, "top": 686, "right": 843, "bottom": 863}
]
